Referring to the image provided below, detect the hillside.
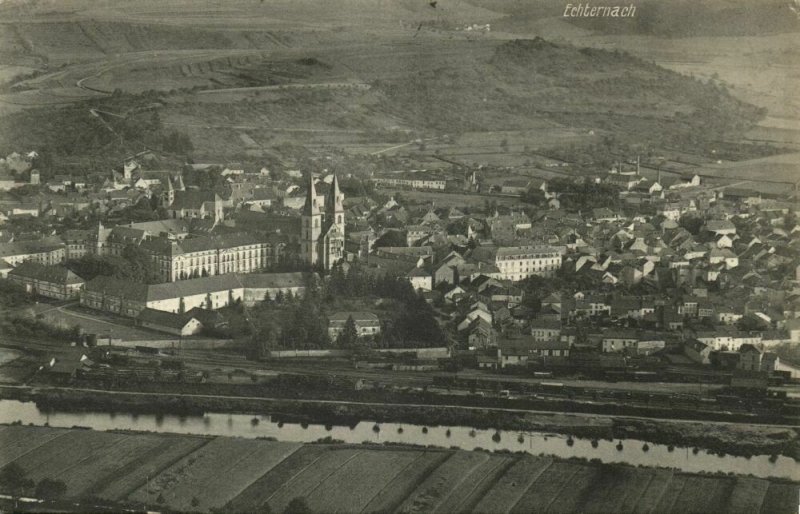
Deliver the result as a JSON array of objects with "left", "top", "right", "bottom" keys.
[
  {"left": 373, "top": 38, "right": 764, "bottom": 143},
  {"left": 471, "top": 0, "right": 800, "bottom": 37},
  {"left": 0, "top": 0, "right": 787, "bottom": 170}
]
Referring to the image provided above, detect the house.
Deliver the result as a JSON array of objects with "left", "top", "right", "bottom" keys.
[
  {"left": 406, "top": 225, "right": 432, "bottom": 246},
  {"left": 328, "top": 311, "right": 381, "bottom": 339},
  {"left": 684, "top": 339, "right": 712, "bottom": 365},
  {"left": 529, "top": 319, "right": 561, "bottom": 342},
  {"left": 137, "top": 308, "right": 204, "bottom": 336},
  {"left": 592, "top": 208, "right": 621, "bottom": 222},
  {"left": 457, "top": 304, "right": 492, "bottom": 331},
  {"left": 635, "top": 338, "right": 666, "bottom": 356},
  {"left": 785, "top": 319, "right": 800, "bottom": 343},
  {"left": 704, "top": 220, "right": 736, "bottom": 237},
  {"left": 7, "top": 262, "right": 84, "bottom": 300},
  {"left": 0, "top": 238, "right": 66, "bottom": 267},
  {"left": 500, "top": 179, "right": 531, "bottom": 196},
  {"left": 737, "top": 344, "right": 779, "bottom": 373},
  {"left": 494, "top": 245, "right": 562, "bottom": 281},
  {"left": 407, "top": 266, "right": 433, "bottom": 291},
  {"left": 476, "top": 354, "right": 499, "bottom": 370},
  {"left": 497, "top": 338, "right": 571, "bottom": 367},
  {"left": 47, "top": 359, "right": 79, "bottom": 383},
  {"left": 601, "top": 329, "right": 639, "bottom": 353},
  {"left": 468, "top": 318, "right": 497, "bottom": 349},
  {"left": 165, "top": 190, "right": 224, "bottom": 221},
  {"left": 443, "top": 285, "right": 467, "bottom": 304},
  {"left": 709, "top": 248, "right": 738, "bottom": 269}
]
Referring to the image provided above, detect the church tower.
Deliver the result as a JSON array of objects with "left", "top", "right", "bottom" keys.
[
  {"left": 327, "top": 174, "right": 345, "bottom": 237},
  {"left": 162, "top": 175, "right": 175, "bottom": 207},
  {"left": 175, "top": 172, "right": 186, "bottom": 192},
  {"left": 301, "top": 175, "right": 323, "bottom": 267}
]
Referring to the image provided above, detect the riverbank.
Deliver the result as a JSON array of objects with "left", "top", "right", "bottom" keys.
[
  {"left": 0, "top": 425, "right": 797, "bottom": 514},
  {"left": 2, "top": 385, "right": 798, "bottom": 460}
]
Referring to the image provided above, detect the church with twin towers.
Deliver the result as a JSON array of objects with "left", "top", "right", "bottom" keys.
[{"left": 301, "top": 173, "right": 345, "bottom": 270}]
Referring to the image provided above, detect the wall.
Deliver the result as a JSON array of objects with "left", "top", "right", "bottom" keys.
[
  {"left": 375, "top": 347, "right": 450, "bottom": 359},
  {"left": 266, "top": 347, "right": 450, "bottom": 359},
  {"left": 267, "top": 349, "right": 350, "bottom": 358},
  {"left": 112, "top": 338, "right": 233, "bottom": 349}
]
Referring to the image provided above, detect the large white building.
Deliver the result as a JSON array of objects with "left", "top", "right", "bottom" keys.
[
  {"left": 494, "top": 245, "right": 562, "bottom": 281},
  {"left": 140, "top": 233, "right": 285, "bottom": 282}
]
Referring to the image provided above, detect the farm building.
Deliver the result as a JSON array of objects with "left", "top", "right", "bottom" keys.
[
  {"left": 137, "top": 308, "right": 204, "bottom": 336},
  {"left": 8, "top": 262, "right": 85, "bottom": 300},
  {"left": 81, "top": 272, "right": 314, "bottom": 317}
]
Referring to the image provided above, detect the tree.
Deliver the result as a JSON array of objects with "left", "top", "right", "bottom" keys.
[
  {"left": 336, "top": 316, "right": 359, "bottom": 348},
  {"left": 679, "top": 213, "right": 704, "bottom": 235},
  {"left": 737, "top": 314, "right": 768, "bottom": 332},
  {"left": 285, "top": 497, "right": 312, "bottom": 514},
  {"left": 0, "top": 462, "right": 34, "bottom": 504},
  {"left": 35, "top": 478, "right": 67, "bottom": 500},
  {"left": 373, "top": 229, "right": 407, "bottom": 248}
]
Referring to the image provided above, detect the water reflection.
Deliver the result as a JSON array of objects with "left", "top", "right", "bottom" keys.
[{"left": 0, "top": 399, "right": 796, "bottom": 480}]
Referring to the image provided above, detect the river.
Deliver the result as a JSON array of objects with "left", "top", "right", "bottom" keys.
[{"left": 0, "top": 399, "right": 797, "bottom": 480}]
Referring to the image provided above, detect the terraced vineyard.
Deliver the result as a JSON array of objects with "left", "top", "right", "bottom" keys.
[{"left": 0, "top": 425, "right": 796, "bottom": 513}]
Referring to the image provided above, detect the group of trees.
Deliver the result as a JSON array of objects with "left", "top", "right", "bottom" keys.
[
  {"left": 522, "top": 177, "right": 620, "bottom": 212},
  {"left": 67, "top": 244, "right": 161, "bottom": 284},
  {"left": 0, "top": 279, "right": 31, "bottom": 311},
  {"left": 240, "top": 265, "right": 446, "bottom": 356},
  {"left": 1, "top": 91, "right": 194, "bottom": 182},
  {"left": 328, "top": 264, "right": 446, "bottom": 348},
  {"left": 0, "top": 462, "right": 67, "bottom": 505}
]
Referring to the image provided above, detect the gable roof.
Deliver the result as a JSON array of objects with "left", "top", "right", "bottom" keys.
[
  {"left": 137, "top": 308, "right": 200, "bottom": 330},
  {"left": 9, "top": 262, "right": 84, "bottom": 285}
]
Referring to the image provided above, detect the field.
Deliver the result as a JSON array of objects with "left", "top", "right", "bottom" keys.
[{"left": 0, "top": 425, "right": 796, "bottom": 513}]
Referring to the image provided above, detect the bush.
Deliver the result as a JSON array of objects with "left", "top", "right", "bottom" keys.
[
  {"left": 35, "top": 478, "right": 67, "bottom": 500},
  {"left": 285, "top": 497, "right": 312, "bottom": 514}
]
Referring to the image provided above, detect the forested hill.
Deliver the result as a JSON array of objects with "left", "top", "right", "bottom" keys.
[{"left": 376, "top": 37, "right": 765, "bottom": 146}]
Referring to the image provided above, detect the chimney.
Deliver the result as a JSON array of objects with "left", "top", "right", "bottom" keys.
[{"left": 637, "top": 155, "right": 640, "bottom": 176}]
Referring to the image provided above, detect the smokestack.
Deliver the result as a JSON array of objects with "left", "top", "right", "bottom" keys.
[{"left": 637, "top": 155, "right": 640, "bottom": 176}]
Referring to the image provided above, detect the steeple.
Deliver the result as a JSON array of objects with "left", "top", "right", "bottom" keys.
[
  {"left": 163, "top": 173, "right": 175, "bottom": 207},
  {"left": 303, "top": 175, "right": 321, "bottom": 216},
  {"left": 328, "top": 173, "right": 343, "bottom": 213},
  {"left": 301, "top": 174, "right": 323, "bottom": 268},
  {"left": 175, "top": 173, "right": 186, "bottom": 191}
]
